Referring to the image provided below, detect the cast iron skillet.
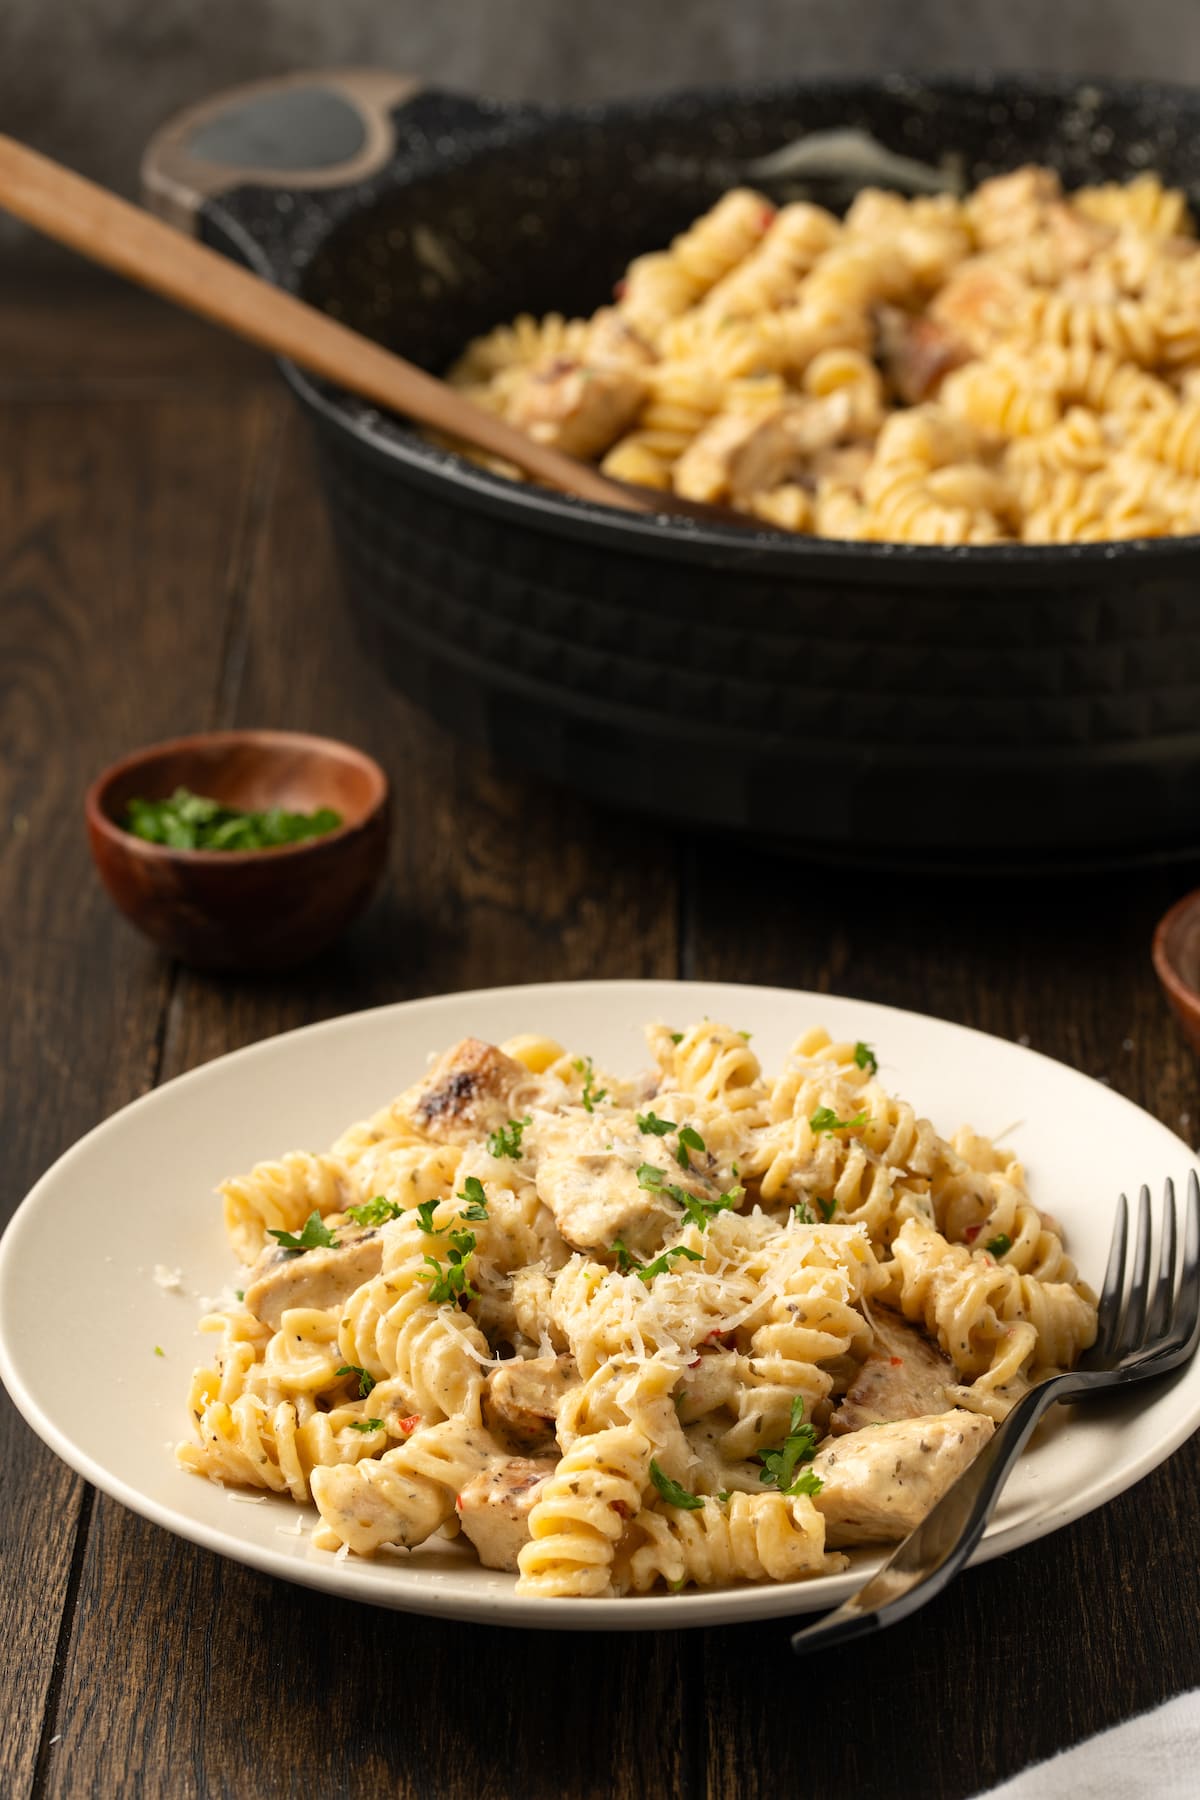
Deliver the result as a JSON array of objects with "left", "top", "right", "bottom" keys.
[{"left": 144, "top": 71, "right": 1200, "bottom": 871}]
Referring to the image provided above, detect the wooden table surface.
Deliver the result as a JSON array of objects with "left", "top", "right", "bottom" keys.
[{"left": 4, "top": 273, "right": 1200, "bottom": 1800}]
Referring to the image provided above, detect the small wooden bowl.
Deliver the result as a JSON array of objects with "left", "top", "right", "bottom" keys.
[
  {"left": 1152, "top": 887, "right": 1200, "bottom": 1055},
  {"left": 85, "top": 730, "right": 389, "bottom": 971}
]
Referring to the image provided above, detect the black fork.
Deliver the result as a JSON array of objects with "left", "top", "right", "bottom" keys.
[{"left": 791, "top": 1174, "right": 1200, "bottom": 1654}]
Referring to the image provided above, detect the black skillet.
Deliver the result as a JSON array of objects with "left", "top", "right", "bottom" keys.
[{"left": 142, "top": 70, "right": 1200, "bottom": 871}]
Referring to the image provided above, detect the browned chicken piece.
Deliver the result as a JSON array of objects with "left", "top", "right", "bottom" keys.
[
  {"left": 483, "top": 1353, "right": 579, "bottom": 1452},
  {"left": 929, "top": 260, "right": 1029, "bottom": 353},
  {"left": 243, "top": 1226, "right": 384, "bottom": 1331},
  {"left": 809, "top": 442, "right": 874, "bottom": 489},
  {"left": 812, "top": 1410, "right": 994, "bottom": 1546},
  {"left": 1041, "top": 202, "right": 1116, "bottom": 273},
  {"left": 875, "top": 305, "right": 970, "bottom": 404},
  {"left": 507, "top": 356, "right": 648, "bottom": 460},
  {"left": 584, "top": 306, "right": 656, "bottom": 368},
  {"left": 968, "top": 164, "right": 1063, "bottom": 247},
  {"left": 831, "top": 1305, "right": 955, "bottom": 1434},
  {"left": 673, "top": 393, "right": 854, "bottom": 504},
  {"left": 534, "top": 1148, "right": 678, "bottom": 1255},
  {"left": 403, "top": 1037, "right": 529, "bottom": 1145},
  {"left": 457, "top": 1456, "right": 558, "bottom": 1571}
]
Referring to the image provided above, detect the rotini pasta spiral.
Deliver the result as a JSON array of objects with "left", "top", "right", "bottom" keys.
[
  {"left": 220, "top": 1151, "right": 357, "bottom": 1265},
  {"left": 516, "top": 1425, "right": 653, "bottom": 1597},
  {"left": 624, "top": 1490, "right": 835, "bottom": 1592}
]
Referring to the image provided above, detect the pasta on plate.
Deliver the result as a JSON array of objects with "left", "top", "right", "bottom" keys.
[
  {"left": 177, "top": 1022, "right": 1097, "bottom": 1598},
  {"left": 444, "top": 167, "right": 1200, "bottom": 544}
]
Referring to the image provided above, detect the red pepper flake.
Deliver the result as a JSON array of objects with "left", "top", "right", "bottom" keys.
[
  {"left": 613, "top": 278, "right": 628, "bottom": 300},
  {"left": 964, "top": 1225, "right": 982, "bottom": 1243},
  {"left": 454, "top": 1493, "right": 463, "bottom": 1511},
  {"left": 688, "top": 1356, "right": 702, "bottom": 1369},
  {"left": 889, "top": 1356, "right": 904, "bottom": 1367},
  {"left": 759, "top": 206, "right": 777, "bottom": 231},
  {"left": 398, "top": 1413, "right": 421, "bottom": 1435},
  {"left": 704, "top": 1327, "right": 733, "bottom": 1344}
]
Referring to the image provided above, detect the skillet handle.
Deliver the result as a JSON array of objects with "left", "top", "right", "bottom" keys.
[{"left": 141, "top": 68, "right": 433, "bottom": 236}]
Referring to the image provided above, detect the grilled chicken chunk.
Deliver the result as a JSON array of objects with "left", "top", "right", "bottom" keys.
[
  {"left": 535, "top": 1148, "right": 677, "bottom": 1254},
  {"left": 243, "top": 1226, "right": 384, "bottom": 1331},
  {"left": 457, "top": 1456, "right": 558, "bottom": 1571},
  {"left": 831, "top": 1305, "right": 954, "bottom": 1434},
  {"left": 404, "top": 1038, "right": 529, "bottom": 1145},
  {"left": 584, "top": 306, "right": 656, "bottom": 369},
  {"left": 876, "top": 305, "right": 969, "bottom": 403},
  {"left": 674, "top": 394, "right": 853, "bottom": 504},
  {"left": 483, "top": 1353, "right": 578, "bottom": 1453},
  {"left": 813, "top": 1410, "right": 993, "bottom": 1546},
  {"left": 508, "top": 356, "right": 648, "bottom": 460}
]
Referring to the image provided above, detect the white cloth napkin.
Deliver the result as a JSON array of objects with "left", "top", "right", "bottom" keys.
[{"left": 974, "top": 1690, "right": 1200, "bottom": 1798}]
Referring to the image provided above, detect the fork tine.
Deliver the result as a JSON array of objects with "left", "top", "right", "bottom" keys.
[
  {"left": 1092, "top": 1191, "right": 1129, "bottom": 1361},
  {"left": 1114, "top": 1186, "right": 1153, "bottom": 1358},
  {"left": 1172, "top": 1171, "right": 1200, "bottom": 1354},
  {"left": 1145, "top": 1179, "right": 1178, "bottom": 1342}
]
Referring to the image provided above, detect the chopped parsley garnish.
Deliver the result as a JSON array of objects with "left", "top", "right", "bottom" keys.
[
  {"left": 675, "top": 1124, "right": 706, "bottom": 1169},
  {"left": 815, "top": 1196, "right": 837, "bottom": 1223},
  {"left": 125, "top": 786, "right": 341, "bottom": 852},
  {"left": 153, "top": 1345, "right": 164, "bottom": 1357},
  {"left": 336, "top": 1363, "right": 376, "bottom": 1399},
  {"left": 419, "top": 1229, "right": 478, "bottom": 1305},
  {"left": 854, "top": 1040, "right": 878, "bottom": 1075},
  {"left": 717, "top": 1489, "right": 732, "bottom": 1504},
  {"left": 457, "top": 1176, "right": 489, "bottom": 1221},
  {"left": 673, "top": 1183, "right": 742, "bottom": 1232},
  {"left": 637, "top": 1245, "right": 703, "bottom": 1284},
  {"left": 234, "top": 1289, "right": 245, "bottom": 1302},
  {"left": 650, "top": 1459, "right": 705, "bottom": 1510},
  {"left": 758, "top": 1396, "right": 822, "bottom": 1497},
  {"left": 636, "top": 1111, "right": 675, "bottom": 1137},
  {"left": 414, "top": 1199, "right": 442, "bottom": 1234},
  {"left": 639, "top": 1164, "right": 739, "bottom": 1230},
  {"left": 268, "top": 1210, "right": 337, "bottom": 1253},
  {"left": 669, "top": 1032, "right": 684, "bottom": 1045},
  {"left": 793, "top": 1200, "right": 815, "bottom": 1224},
  {"left": 348, "top": 1418, "right": 384, "bottom": 1434},
  {"left": 739, "top": 1030, "right": 753, "bottom": 1041},
  {"left": 573, "top": 1057, "right": 608, "bottom": 1113},
  {"left": 809, "top": 1106, "right": 868, "bottom": 1137},
  {"left": 610, "top": 1237, "right": 639, "bottom": 1274},
  {"left": 486, "top": 1116, "right": 531, "bottom": 1160},
  {"left": 985, "top": 1233, "right": 1012, "bottom": 1257},
  {"left": 345, "top": 1195, "right": 405, "bottom": 1227}
]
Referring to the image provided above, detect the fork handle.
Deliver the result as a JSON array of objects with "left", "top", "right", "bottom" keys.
[{"left": 791, "top": 1378, "right": 1071, "bottom": 1653}]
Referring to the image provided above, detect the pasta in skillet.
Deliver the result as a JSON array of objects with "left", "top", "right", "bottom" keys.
[
  {"left": 444, "top": 167, "right": 1200, "bottom": 544},
  {"left": 177, "top": 1023, "right": 1097, "bottom": 1597}
]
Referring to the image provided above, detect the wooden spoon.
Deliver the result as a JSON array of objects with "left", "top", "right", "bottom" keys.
[{"left": 0, "top": 134, "right": 659, "bottom": 514}]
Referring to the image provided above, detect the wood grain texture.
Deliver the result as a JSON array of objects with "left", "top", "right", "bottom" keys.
[
  {"left": 7, "top": 283, "right": 1200, "bottom": 1800},
  {"left": 0, "top": 326, "right": 280, "bottom": 1798}
]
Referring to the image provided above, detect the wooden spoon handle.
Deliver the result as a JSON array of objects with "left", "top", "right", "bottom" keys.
[{"left": 0, "top": 134, "right": 650, "bottom": 512}]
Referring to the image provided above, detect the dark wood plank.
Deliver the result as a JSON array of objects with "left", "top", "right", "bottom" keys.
[
  {"left": 48, "top": 402, "right": 686, "bottom": 1800},
  {"left": 0, "top": 354, "right": 283, "bottom": 1797},
  {"left": 1, "top": 269, "right": 270, "bottom": 393},
  {"left": 686, "top": 852, "right": 1200, "bottom": 1799}
]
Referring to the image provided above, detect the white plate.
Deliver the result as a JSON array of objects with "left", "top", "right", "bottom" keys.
[{"left": 2, "top": 980, "right": 1198, "bottom": 1630}]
